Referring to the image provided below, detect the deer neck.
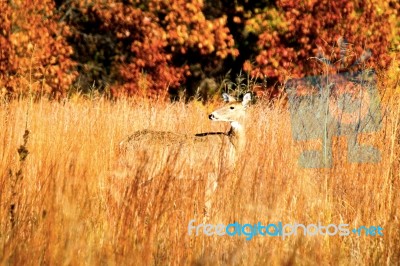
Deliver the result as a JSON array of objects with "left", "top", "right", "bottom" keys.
[{"left": 227, "top": 121, "right": 246, "bottom": 152}]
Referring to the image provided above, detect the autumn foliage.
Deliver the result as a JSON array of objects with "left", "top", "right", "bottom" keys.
[
  {"left": 0, "top": 0, "right": 399, "bottom": 99},
  {"left": 0, "top": 0, "right": 77, "bottom": 98},
  {"left": 243, "top": 0, "right": 399, "bottom": 81}
]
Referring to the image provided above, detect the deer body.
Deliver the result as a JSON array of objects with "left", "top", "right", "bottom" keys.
[
  {"left": 119, "top": 92, "right": 251, "bottom": 160},
  {"left": 117, "top": 93, "right": 252, "bottom": 220}
]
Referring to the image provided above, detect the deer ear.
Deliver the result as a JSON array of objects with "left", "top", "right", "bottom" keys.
[
  {"left": 222, "top": 93, "right": 236, "bottom": 102},
  {"left": 242, "top": 93, "right": 252, "bottom": 107}
]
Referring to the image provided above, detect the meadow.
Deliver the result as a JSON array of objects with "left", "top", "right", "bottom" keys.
[{"left": 0, "top": 70, "right": 399, "bottom": 265}]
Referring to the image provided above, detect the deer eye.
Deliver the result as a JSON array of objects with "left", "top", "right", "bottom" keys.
[{"left": 230, "top": 106, "right": 235, "bottom": 110}]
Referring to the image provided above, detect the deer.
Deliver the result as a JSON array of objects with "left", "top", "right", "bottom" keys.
[
  {"left": 116, "top": 92, "right": 252, "bottom": 220},
  {"left": 119, "top": 92, "right": 251, "bottom": 158}
]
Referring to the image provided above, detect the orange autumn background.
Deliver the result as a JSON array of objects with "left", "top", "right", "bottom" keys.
[{"left": 1, "top": 0, "right": 399, "bottom": 99}]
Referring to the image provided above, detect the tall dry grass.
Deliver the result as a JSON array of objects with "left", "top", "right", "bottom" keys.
[{"left": 0, "top": 68, "right": 399, "bottom": 265}]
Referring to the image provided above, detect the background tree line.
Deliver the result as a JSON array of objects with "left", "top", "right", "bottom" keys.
[{"left": 1, "top": 0, "right": 399, "bottom": 100}]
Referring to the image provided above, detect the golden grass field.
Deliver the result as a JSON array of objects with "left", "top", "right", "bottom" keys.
[{"left": 0, "top": 67, "right": 399, "bottom": 265}]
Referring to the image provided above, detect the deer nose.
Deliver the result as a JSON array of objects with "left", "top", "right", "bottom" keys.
[{"left": 209, "top": 114, "right": 215, "bottom": 120}]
